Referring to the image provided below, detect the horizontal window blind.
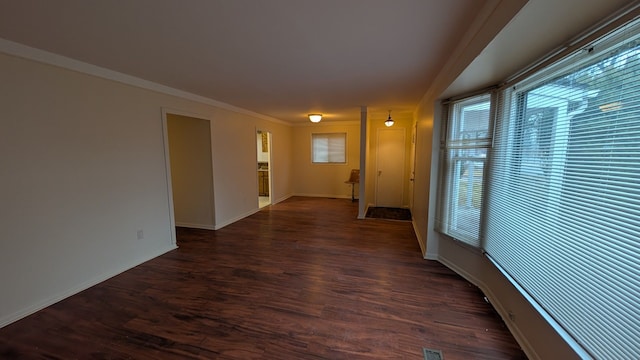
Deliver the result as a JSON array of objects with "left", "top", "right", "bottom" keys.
[
  {"left": 312, "top": 133, "right": 346, "bottom": 163},
  {"left": 485, "top": 20, "right": 640, "bottom": 359}
]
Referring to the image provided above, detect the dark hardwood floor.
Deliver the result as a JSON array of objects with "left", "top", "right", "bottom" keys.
[{"left": 0, "top": 197, "right": 527, "bottom": 359}]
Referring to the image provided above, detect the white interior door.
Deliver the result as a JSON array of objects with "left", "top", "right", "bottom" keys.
[
  {"left": 409, "top": 123, "right": 417, "bottom": 209},
  {"left": 375, "top": 128, "right": 406, "bottom": 207}
]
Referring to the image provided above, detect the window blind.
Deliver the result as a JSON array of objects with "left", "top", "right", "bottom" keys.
[
  {"left": 312, "top": 133, "right": 346, "bottom": 163},
  {"left": 437, "top": 95, "right": 492, "bottom": 246},
  {"left": 485, "top": 20, "right": 640, "bottom": 359}
]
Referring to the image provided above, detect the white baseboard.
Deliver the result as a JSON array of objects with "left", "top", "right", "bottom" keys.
[
  {"left": 272, "top": 193, "right": 294, "bottom": 205},
  {"left": 0, "top": 244, "right": 177, "bottom": 329},
  {"left": 292, "top": 193, "right": 352, "bottom": 199},
  {"left": 210, "top": 194, "right": 295, "bottom": 230},
  {"left": 175, "top": 222, "right": 215, "bottom": 230},
  {"left": 437, "top": 255, "right": 540, "bottom": 360},
  {"left": 411, "top": 220, "right": 428, "bottom": 258},
  {"left": 214, "top": 209, "right": 260, "bottom": 230}
]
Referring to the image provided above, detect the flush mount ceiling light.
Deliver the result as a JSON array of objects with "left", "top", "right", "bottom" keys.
[
  {"left": 308, "top": 114, "right": 322, "bottom": 123},
  {"left": 384, "top": 110, "right": 395, "bottom": 127}
]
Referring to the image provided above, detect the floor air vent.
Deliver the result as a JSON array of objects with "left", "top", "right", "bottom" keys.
[{"left": 423, "top": 347, "right": 444, "bottom": 360}]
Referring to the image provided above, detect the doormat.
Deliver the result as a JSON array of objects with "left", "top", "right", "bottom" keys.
[
  {"left": 423, "top": 348, "right": 443, "bottom": 360},
  {"left": 365, "top": 207, "right": 411, "bottom": 221}
]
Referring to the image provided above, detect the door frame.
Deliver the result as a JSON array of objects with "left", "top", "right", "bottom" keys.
[
  {"left": 409, "top": 122, "right": 417, "bottom": 210},
  {"left": 161, "top": 107, "right": 215, "bottom": 246},
  {"left": 256, "top": 129, "right": 273, "bottom": 208},
  {"left": 374, "top": 127, "right": 406, "bottom": 207}
]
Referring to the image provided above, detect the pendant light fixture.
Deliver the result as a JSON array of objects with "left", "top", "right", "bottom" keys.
[{"left": 384, "top": 110, "right": 395, "bottom": 127}]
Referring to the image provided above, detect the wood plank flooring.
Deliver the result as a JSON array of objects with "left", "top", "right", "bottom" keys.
[{"left": 0, "top": 197, "right": 527, "bottom": 359}]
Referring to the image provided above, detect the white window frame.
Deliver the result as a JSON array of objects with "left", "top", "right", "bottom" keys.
[
  {"left": 311, "top": 132, "right": 347, "bottom": 164},
  {"left": 482, "top": 18, "right": 640, "bottom": 359},
  {"left": 437, "top": 94, "right": 493, "bottom": 247}
]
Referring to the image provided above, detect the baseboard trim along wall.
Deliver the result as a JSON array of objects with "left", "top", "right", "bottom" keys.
[
  {"left": 175, "top": 222, "right": 215, "bottom": 230},
  {"left": 437, "top": 255, "right": 540, "bottom": 360},
  {"left": 0, "top": 245, "right": 177, "bottom": 329}
]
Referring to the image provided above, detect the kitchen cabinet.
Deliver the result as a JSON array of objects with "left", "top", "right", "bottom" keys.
[{"left": 258, "top": 170, "right": 269, "bottom": 196}]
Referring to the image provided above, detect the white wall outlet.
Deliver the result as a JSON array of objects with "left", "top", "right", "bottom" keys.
[{"left": 137, "top": 229, "right": 144, "bottom": 240}]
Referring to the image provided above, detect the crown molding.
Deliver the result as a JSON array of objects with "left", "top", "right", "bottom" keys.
[
  {"left": 293, "top": 120, "right": 361, "bottom": 127},
  {"left": 0, "top": 38, "right": 290, "bottom": 126}
]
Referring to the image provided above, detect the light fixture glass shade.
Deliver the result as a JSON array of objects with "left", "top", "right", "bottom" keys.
[
  {"left": 384, "top": 111, "right": 394, "bottom": 127},
  {"left": 308, "top": 114, "right": 322, "bottom": 123}
]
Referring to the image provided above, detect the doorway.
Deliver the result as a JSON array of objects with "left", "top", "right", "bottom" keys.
[
  {"left": 165, "top": 113, "right": 215, "bottom": 238},
  {"left": 375, "top": 128, "right": 406, "bottom": 207},
  {"left": 408, "top": 123, "right": 417, "bottom": 209},
  {"left": 257, "top": 131, "right": 272, "bottom": 208}
]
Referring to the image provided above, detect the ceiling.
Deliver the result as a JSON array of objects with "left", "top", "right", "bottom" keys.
[
  {"left": 0, "top": 0, "right": 489, "bottom": 124},
  {"left": 0, "top": 0, "right": 636, "bottom": 124},
  {"left": 443, "top": 0, "right": 639, "bottom": 99}
]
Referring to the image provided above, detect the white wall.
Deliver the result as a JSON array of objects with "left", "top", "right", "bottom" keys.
[
  {"left": 210, "top": 112, "right": 292, "bottom": 228},
  {"left": 0, "top": 50, "right": 294, "bottom": 327},
  {"left": 292, "top": 121, "right": 360, "bottom": 199}
]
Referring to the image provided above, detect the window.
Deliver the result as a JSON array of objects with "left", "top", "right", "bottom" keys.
[
  {"left": 484, "top": 21, "right": 640, "bottom": 359},
  {"left": 438, "top": 17, "right": 640, "bottom": 359},
  {"left": 312, "top": 133, "right": 346, "bottom": 163},
  {"left": 436, "top": 94, "right": 491, "bottom": 246}
]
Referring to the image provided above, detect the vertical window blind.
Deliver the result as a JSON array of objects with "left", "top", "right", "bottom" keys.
[{"left": 485, "top": 20, "right": 640, "bottom": 359}]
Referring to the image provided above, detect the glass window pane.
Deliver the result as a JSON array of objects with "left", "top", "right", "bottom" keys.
[{"left": 437, "top": 94, "right": 491, "bottom": 247}]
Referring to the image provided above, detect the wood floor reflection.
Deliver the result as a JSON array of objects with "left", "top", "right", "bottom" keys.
[{"left": 0, "top": 197, "right": 527, "bottom": 359}]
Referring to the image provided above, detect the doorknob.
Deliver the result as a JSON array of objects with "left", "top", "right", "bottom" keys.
[{"left": 378, "top": 170, "right": 382, "bottom": 176}]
